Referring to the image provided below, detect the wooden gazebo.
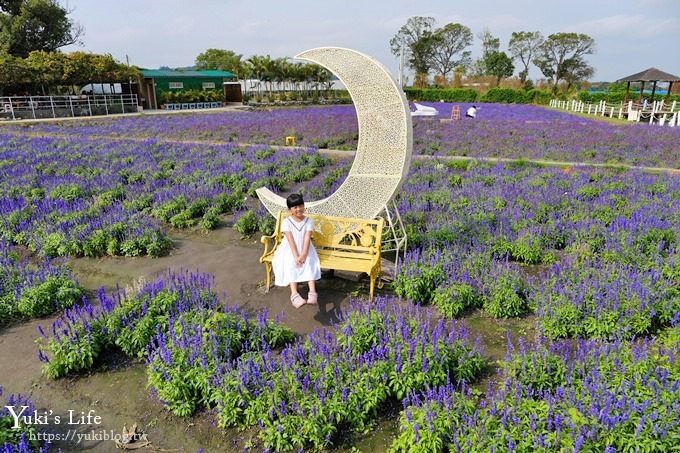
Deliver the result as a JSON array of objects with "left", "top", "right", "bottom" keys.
[{"left": 617, "top": 67, "right": 680, "bottom": 103}]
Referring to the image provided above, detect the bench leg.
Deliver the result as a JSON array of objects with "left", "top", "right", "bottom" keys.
[
  {"left": 368, "top": 265, "right": 382, "bottom": 302},
  {"left": 264, "top": 262, "right": 273, "bottom": 292}
]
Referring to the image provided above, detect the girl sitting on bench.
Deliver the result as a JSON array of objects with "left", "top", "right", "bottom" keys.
[{"left": 272, "top": 193, "right": 321, "bottom": 308}]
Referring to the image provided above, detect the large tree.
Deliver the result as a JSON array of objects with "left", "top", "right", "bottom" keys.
[
  {"left": 485, "top": 51, "right": 514, "bottom": 86},
  {"left": 0, "top": 51, "right": 29, "bottom": 93},
  {"left": 508, "top": 31, "right": 543, "bottom": 83},
  {"left": 427, "top": 22, "right": 473, "bottom": 80},
  {"left": 0, "top": 0, "right": 83, "bottom": 58},
  {"left": 195, "top": 48, "right": 243, "bottom": 77},
  {"left": 559, "top": 56, "right": 594, "bottom": 91},
  {"left": 390, "top": 16, "right": 436, "bottom": 85},
  {"left": 533, "top": 32, "right": 595, "bottom": 90},
  {"left": 469, "top": 28, "right": 500, "bottom": 77}
]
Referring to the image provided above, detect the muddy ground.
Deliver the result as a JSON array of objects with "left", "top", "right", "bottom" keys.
[
  {"left": 0, "top": 220, "right": 401, "bottom": 452},
  {"left": 0, "top": 220, "right": 531, "bottom": 452}
]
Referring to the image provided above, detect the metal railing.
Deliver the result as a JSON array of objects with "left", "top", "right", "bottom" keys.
[{"left": 0, "top": 94, "right": 139, "bottom": 121}]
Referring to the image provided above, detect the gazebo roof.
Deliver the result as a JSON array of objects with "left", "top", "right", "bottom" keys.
[{"left": 618, "top": 67, "right": 680, "bottom": 83}]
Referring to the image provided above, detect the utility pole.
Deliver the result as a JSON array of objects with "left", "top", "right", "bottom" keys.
[
  {"left": 126, "top": 54, "right": 132, "bottom": 91},
  {"left": 126, "top": 54, "right": 135, "bottom": 107},
  {"left": 398, "top": 40, "right": 405, "bottom": 87}
]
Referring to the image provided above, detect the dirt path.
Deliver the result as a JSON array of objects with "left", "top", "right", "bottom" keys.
[{"left": 0, "top": 225, "right": 366, "bottom": 452}]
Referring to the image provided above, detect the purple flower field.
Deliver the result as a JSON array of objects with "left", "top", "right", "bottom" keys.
[
  {"left": 410, "top": 102, "right": 680, "bottom": 167},
  {"left": 393, "top": 159, "right": 679, "bottom": 339},
  {"left": 0, "top": 132, "right": 329, "bottom": 260},
  {"left": 4, "top": 103, "right": 679, "bottom": 167},
  {"left": 1, "top": 104, "right": 679, "bottom": 451}
]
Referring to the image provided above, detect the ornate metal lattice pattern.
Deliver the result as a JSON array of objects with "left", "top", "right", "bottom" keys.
[{"left": 256, "top": 47, "right": 413, "bottom": 220}]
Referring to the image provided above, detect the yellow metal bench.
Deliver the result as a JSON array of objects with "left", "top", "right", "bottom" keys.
[{"left": 260, "top": 211, "right": 384, "bottom": 300}]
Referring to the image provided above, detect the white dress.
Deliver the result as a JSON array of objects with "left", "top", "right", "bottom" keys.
[{"left": 272, "top": 216, "right": 321, "bottom": 286}]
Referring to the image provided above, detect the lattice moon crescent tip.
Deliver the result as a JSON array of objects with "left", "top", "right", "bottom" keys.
[{"left": 256, "top": 46, "right": 413, "bottom": 219}]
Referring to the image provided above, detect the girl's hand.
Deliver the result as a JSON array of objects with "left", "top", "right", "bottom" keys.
[{"left": 296, "top": 254, "right": 307, "bottom": 266}]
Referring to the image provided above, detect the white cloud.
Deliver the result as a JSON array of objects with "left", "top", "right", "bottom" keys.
[{"left": 574, "top": 15, "right": 679, "bottom": 38}]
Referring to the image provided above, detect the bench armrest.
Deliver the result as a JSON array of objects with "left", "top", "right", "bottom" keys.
[{"left": 260, "top": 234, "right": 279, "bottom": 259}]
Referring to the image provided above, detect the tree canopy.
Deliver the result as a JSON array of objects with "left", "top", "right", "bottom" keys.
[
  {"left": 389, "top": 16, "right": 436, "bottom": 85},
  {"left": 390, "top": 16, "right": 598, "bottom": 89},
  {"left": 534, "top": 32, "right": 595, "bottom": 90},
  {"left": 0, "top": 0, "right": 83, "bottom": 58},
  {"left": 508, "top": 31, "right": 543, "bottom": 83},
  {"left": 428, "top": 23, "right": 473, "bottom": 80},
  {"left": 485, "top": 51, "right": 515, "bottom": 86},
  {"left": 0, "top": 50, "right": 139, "bottom": 95},
  {"left": 195, "top": 48, "right": 243, "bottom": 77}
]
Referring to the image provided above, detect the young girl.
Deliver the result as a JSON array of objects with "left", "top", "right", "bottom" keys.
[{"left": 271, "top": 193, "right": 321, "bottom": 308}]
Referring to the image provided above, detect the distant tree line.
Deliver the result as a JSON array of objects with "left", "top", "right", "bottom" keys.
[
  {"left": 390, "top": 16, "right": 595, "bottom": 93},
  {"left": 194, "top": 49, "right": 336, "bottom": 101},
  {"left": 0, "top": 50, "right": 140, "bottom": 95},
  {"left": 1, "top": 1, "right": 595, "bottom": 100}
]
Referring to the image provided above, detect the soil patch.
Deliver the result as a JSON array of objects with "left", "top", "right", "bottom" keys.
[
  {"left": 0, "top": 225, "right": 371, "bottom": 452},
  {"left": 0, "top": 223, "right": 527, "bottom": 452}
]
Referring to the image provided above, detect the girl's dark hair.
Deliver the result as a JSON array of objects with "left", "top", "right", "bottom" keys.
[{"left": 286, "top": 193, "right": 304, "bottom": 208}]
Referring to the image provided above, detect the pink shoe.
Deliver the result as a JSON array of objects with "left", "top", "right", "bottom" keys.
[
  {"left": 307, "top": 292, "right": 318, "bottom": 305},
  {"left": 291, "top": 293, "right": 306, "bottom": 308}
]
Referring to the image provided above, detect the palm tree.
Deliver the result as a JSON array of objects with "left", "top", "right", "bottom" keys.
[{"left": 246, "top": 55, "right": 272, "bottom": 99}]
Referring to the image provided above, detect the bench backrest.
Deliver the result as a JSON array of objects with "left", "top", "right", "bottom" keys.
[{"left": 273, "top": 211, "right": 384, "bottom": 255}]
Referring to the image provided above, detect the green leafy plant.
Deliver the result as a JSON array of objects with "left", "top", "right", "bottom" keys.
[
  {"left": 233, "top": 210, "right": 259, "bottom": 238},
  {"left": 431, "top": 282, "right": 481, "bottom": 318},
  {"left": 17, "top": 276, "right": 83, "bottom": 318},
  {"left": 483, "top": 271, "right": 530, "bottom": 319},
  {"left": 393, "top": 261, "right": 446, "bottom": 305},
  {"left": 40, "top": 318, "right": 111, "bottom": 379}
]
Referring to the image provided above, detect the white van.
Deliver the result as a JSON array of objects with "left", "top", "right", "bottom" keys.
[{"left": 80, "top": 83, "right": 123, "bottom": 95}]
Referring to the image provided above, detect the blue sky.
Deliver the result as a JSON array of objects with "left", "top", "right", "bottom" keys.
[{"left": 61, "top": 0, "right": 680, "bottom": 83}]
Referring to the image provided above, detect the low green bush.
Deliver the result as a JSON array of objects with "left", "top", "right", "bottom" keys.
[
  {"left": 16, "top": 276, "right": 83, "bottom": 318},
  {"left": 480, "top": 88, "right": 533, "bottom": 104},
  {"left": 233, "top": 210, "right": 259, "bottom": 238},
  {"left": 404, "top": 88, "right": 478, "bottom": 102}
]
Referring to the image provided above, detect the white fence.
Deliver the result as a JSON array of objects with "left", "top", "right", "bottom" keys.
[
  {"left": 0, "top": 94, "right": 139, "bottom": 121},
  {"left": 163, "top": 102, "right": 223, "bottom": 111},
  {"left": 550, "top": 98, "right": 678, "bottom": 126}
]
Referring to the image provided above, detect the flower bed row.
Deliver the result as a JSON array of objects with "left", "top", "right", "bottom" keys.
[
  {"left": 390, "top": 327, "right": 680, "bottom": 452},
  {"left": 36, "top": 270, "right": 294, "bottom": 380},
  {"left": 1, "top": 106, "right": 360, "bottom": 151}
]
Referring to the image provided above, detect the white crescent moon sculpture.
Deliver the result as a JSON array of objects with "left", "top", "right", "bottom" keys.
[{"left": 256, "top": 47, "right": 413, "bottom": 219}]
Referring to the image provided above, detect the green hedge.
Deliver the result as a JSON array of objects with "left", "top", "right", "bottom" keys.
[
  {"left": 531, "top": 89, "right": 553, "bottom": 105},
  {"left": 404, "top": 87, "right": 553, "bottom": 105},
  {"left": 404, "top": 88, "right": 478, "bottom": 102},
  {"left": 480, "top": 88, "right": 532, "bottom": 104},
  {"left": 159, "top": 89, "right": 223, "bottom": 104}
]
